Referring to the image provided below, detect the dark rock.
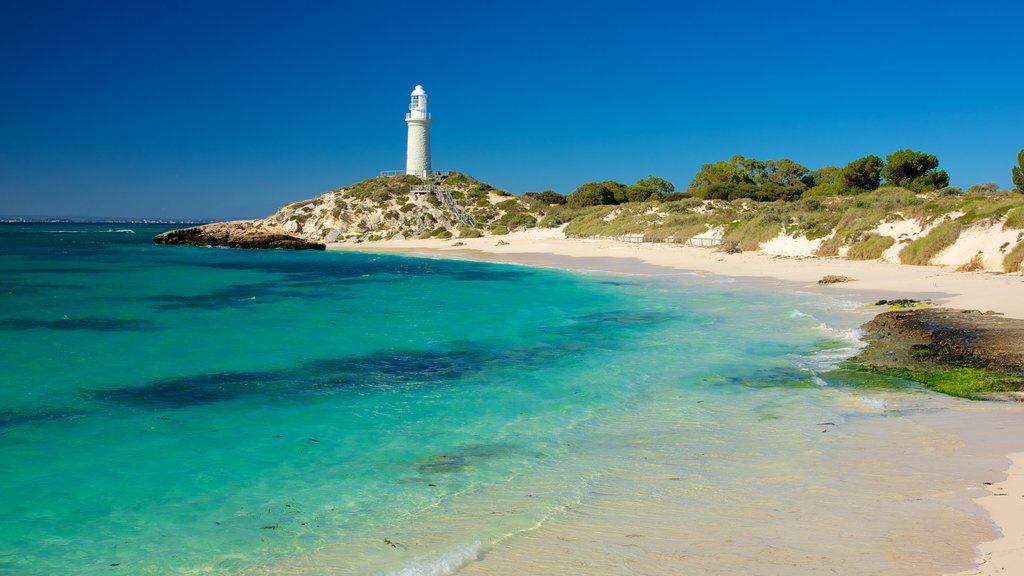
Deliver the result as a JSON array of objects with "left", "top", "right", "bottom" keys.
[
  {"left": 818, "top": 275, "right": 855, "bottom": 284},
  {"left": 855, "top": 308, "right": 1024, "bottom": 377},
  {"left": 153, "top": 223, "right": 325, "bottom": 250}
]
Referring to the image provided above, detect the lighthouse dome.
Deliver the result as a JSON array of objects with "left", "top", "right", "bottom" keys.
[{"left": 411, "top": 85, "right": 426, "bottom": 96}]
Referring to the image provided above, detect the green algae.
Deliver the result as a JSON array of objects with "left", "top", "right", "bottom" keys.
[{"left": 847, "top": 364, "right": 1020, "bottom": 400}]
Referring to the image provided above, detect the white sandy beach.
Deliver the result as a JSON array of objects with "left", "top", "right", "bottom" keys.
[
  {"left": 328, "top": 228, "right": 1024, "bottom": 575},
  {"left": 329, "top": 227, "right": 1024, "bottom": 319}
]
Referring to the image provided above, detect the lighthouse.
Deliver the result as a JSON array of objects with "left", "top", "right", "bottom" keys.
[{"left": 405, "top": 85, "right": 432, "bottom": 177}]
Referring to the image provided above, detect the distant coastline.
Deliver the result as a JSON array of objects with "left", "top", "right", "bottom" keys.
[{"left": 0, "top": 217, "right": 213, "bottom": 224}]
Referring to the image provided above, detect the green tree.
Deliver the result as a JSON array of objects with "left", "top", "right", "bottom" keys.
[
  {"left": 765, "top": 158, "right": 810, "bottom": 187},
  {"left": 626, "top": 176, "right": 675, "bottom": 203},
  {"left": 804, "top": 165, "right": 841, "bottom": 187},
  {"left": 567, "top": 182, "right": 620, "bottom": 207},
  {"left": 730, "top": 155, "right": 769, "bottom": 183},
  {"left": 603, "top": 181, "right": 630, "bottom": 204},
  {"left": 625, "top": 185, "right": 657, "bottom": 203},
  {"left": 635, "top": 175, "right": 675, "bottom": 196},
  {"left": 881, "top": 149, "right": 950, "bottom": 192},
  {"left": 537, "top": 190, "right": 566, "bottom": 205},
  {"left": 840, "top": 155, "right": 884, "bottom": 191},
  {"left": 1013, "top": 149, "right": 1024, "bottom": 193},
  {"left": 688, "top": 161, "right": 754, "bottom": 190}
]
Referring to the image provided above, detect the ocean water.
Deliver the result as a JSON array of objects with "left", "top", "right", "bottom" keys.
[{"left": 0, "top": 223, "right": 1010, "bottom": 575}]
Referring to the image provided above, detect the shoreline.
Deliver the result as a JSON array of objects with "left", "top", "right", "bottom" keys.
[
  {"left": 327, "top": 228, "right": 1024, "bottom": 319},
  {"left": 954, "top": 452, "right": 1024, "bottom": 575},
  {"left": 328, "top": 230, "right": 1024, "bottom": 575}
]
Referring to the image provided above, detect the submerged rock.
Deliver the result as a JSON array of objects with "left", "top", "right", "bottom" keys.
[{"left": 153, "top": 222, "right": 325, "bottom": 250}]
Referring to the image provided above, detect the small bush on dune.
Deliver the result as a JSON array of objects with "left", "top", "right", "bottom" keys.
[
  {"left": 1004, "top": 207, "right": 1024, "bottom": 229},
  {"left": 899, "top": 221, "right": 961, "bottom": 265},
  {"left": 498, "top": 212, "right": 537, "bottom": 230},
  {"left": 443, "top": 172, "right": 477, "bottom": 187},
  {"left": 429, "top": 226, "right": 452, "bottom": 239},
  {"left": 847, "top": 234, "right": 895, "bottom": 260},
  {"left": 815, "top": 208, "right": 888, "bottom": 256},
  {"left": 957, "top": 195, "right": 1024, "bottom": 225},
  {"left": 956, "top": 254, "right": 985, "bottom": 272},
  {"left": 724, "top": 214, "right": 783, "bottom": 251},
  {"left": 458, "top": 226, "right": 482, "bottom": 238},
  {"left": 1004, "top": 240, "right": 1024, "bottom": 273}
]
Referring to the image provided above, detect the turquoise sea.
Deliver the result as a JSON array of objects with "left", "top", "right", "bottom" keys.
[{"left": 0, "top": 223, "right": 1006, "bottom": 575}]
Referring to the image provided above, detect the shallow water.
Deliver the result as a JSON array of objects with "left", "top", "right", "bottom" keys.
[{"left": 0, "top": 223, "right": 1016, "bottom": 575}]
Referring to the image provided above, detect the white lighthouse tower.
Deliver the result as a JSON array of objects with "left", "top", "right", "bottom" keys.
[{"left": 405, "top": 85, "right": 432, "bottom": 177}]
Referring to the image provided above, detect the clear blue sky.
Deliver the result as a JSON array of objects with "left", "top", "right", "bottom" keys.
[{"left": 2, "top": 0, "right": 1021, "bottom": 219}]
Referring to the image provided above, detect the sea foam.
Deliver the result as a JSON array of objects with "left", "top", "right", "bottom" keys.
[{"left": 390, "top": 541, "right": 482, "bottom": 576}]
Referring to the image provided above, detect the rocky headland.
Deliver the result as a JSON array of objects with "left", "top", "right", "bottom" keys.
[
  {"left": 152, "top": 173, "right": 551, "bottom": 249},
  {"left": 153, "top": 221, "right": 326, "bottom": 250}
]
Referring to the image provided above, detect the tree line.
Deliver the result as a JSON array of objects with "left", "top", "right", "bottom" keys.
[{"left": 552, "top": 148, "right": 1024, "bottom": 207}]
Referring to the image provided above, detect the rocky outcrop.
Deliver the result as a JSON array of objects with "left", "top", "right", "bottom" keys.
[
  {"left": 153, "top": 173, "right": 547, "bottom": 249},
  {"left": 855, "top": 307, "right": 1024, "bottom": 379},
  {"left": 153, "top": 221, "right": 325, "bottom": 250}
]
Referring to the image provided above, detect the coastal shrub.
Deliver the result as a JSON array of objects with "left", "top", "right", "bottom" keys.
[
  {"left": 345, "top": 176, "right": 417, "bottom": 203},
  {"left": 429, "top": 226, "right": 452, "bottom": 239},
  {"left": 646, "top": 218, "right": 709, "bottom": 243},
  {"left": 490, "top": 224, "right": 509, "bottom": 235},
  {"left": 537, "top": 214, "right": 563, "bottom": 228},
  {"left": 846, "top": 234, "right": 895, "bottom": 260},
  {"left": 802, "top": 184, "right": 853, "bottom": 198},
  {"left": 957, "top": 195, "right": 1024, "bottom": 225},
  {"left": 956, "top": 254, "right": 985, "bottom": 272},
  {"left": 471, "top": 207, "right": 498, "bottom": 223},
  {"left": 899, "top": 221, "right": 961, "bottom": 265},
  {"left": 815, "top": 208, "right": 888, "bottom": 256},
  {"left": 1003, "top": 240, "right": 1024, "bottom": 273},
  {"left": 458, "top": 226, "right": 482, "bottom": 238},
  {"left": 496, "top": 199, "right": 519, "bottom": 212},
  {"left": 525, "top": 190, "right": 567, "bottom": 205},
  {"left": 965, "top": 183, "right": 1002, "bottom": 196},
  {"left": 498, "top": 212, "right": 537, "bottom": 230},
  {"left": 723, "top": 213, "right": 783, "bottom": 251},
  {"left": 688, "top": 182, "right": 760, "bottom": 201},
  {"left": 444, "top": 172, "right": 477, "bottom": 187},
  {"left": 400, "top": 203, "right": 416, "bottom": 213},
  {"left": 1003, "top": 207, "right": 1024, "bottom": 229},
  {"left": 567, "top": 182, "right": 622, "bottom": 207},
  {"left": 466, "top": 185, "right": 491, "bottom": 201}
]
